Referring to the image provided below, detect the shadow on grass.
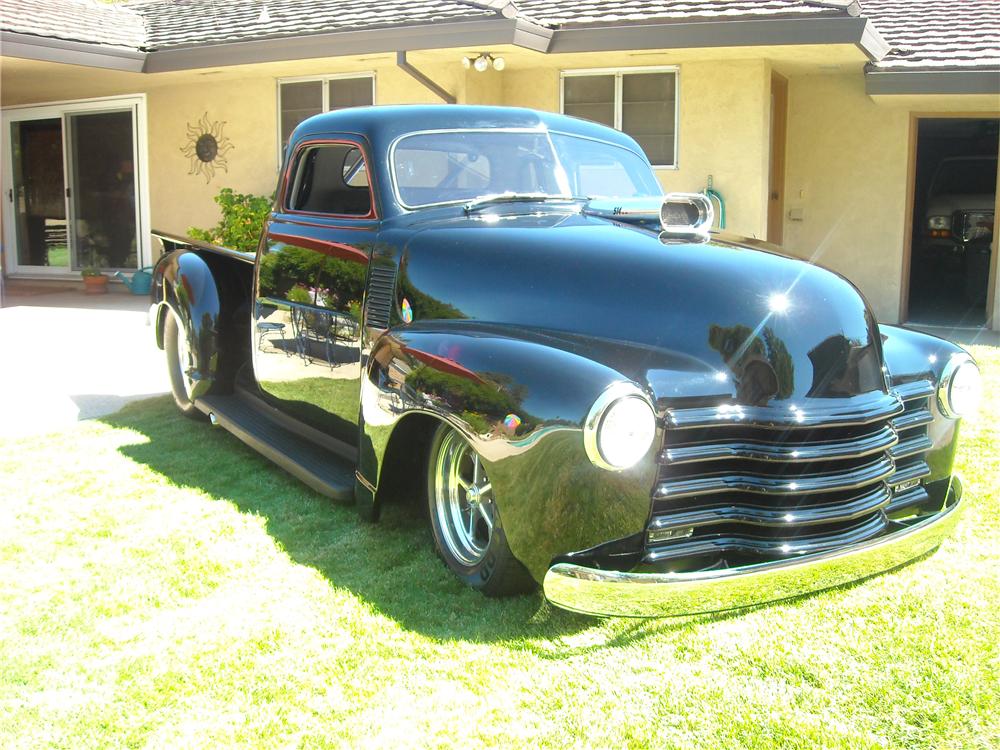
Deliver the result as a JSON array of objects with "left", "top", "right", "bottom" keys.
[{"left": 101, "top": 396, "right": 760, "bottom": 647}]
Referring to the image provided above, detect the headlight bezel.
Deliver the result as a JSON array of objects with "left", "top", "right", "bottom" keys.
[
  {"left": 937, "top": 354, "right": 981, "bottom": 419},
  {"left": 584, "top": 382, "right": 657, "bottom": 472}
]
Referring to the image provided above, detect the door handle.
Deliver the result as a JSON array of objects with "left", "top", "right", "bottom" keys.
[
  {"left": 66, "top": 187, "right": 71, "bottom": 198},
  {"left": 6, "top": 188, "right": 11, "bottom": 202}
]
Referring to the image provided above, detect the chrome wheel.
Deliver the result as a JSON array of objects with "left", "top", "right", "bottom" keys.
[{"left": 431, "top": 428, "right": 495, "bottom": 566}]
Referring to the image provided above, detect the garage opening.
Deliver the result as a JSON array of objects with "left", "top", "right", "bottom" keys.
[{"left": 906, "top": 117, "right": 999, "bottom": 328}]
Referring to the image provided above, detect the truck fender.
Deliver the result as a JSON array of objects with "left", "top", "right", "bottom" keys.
[
  {"left": 358, "top": 324, "right": 658, "bottom": 581},
  {"left": 152, "top": 248, "right": 224, "bottom": 400}
]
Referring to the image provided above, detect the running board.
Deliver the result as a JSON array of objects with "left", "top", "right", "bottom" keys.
[{"left": 195, "top": 393, "right": 355, "bottom": 502}]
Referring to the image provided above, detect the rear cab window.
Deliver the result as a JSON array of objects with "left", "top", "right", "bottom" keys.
[{"left": 286, "top": 143, "right": 373, "bottom": 217}]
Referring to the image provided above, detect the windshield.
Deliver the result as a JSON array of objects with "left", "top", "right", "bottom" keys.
[
  {"left": 931, "top": 158, "right": 998, "bottom": 196},
  {"left": 391, "top": 129, "right": 662, "bottom": 208}
]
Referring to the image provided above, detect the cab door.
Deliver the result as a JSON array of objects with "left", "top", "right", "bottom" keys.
[{"left": 252, "top": 137, "right": 378, "bottom": 446}]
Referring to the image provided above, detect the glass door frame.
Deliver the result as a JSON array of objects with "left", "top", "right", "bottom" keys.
[{"left": 1, "top": 94, "right": 151, "bottom": 278}]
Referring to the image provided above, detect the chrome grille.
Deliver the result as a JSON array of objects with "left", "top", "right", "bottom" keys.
[{"left": 647, "top": 381, "right": 935, "bottom": 569}]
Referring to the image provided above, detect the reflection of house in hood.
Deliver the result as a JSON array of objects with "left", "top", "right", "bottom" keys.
[
  {"left": 708, "top": 324, "right": 794, "bottom": 406},
  {"left": 807, "top": 335, "right": 884, "bottom": 398}
]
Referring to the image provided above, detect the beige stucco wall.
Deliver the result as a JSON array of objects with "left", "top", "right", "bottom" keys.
[{"left": 782, "top": 73, "right": 912, "bottom": 323}]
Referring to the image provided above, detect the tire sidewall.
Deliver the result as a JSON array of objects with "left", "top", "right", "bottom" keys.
[
  {"left": 163, "top": 309, "right": 202, "bottom": 418},
  {"left": 426, "top": 423, "right": 519, "bottom": 591}
]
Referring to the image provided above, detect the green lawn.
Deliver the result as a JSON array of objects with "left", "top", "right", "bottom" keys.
[{"left": 1, "top": 347, "right": 998, "bottom": 749}]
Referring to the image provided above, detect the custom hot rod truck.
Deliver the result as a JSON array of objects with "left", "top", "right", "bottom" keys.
[{"left": 150, "top": 105, "right": 979, "bottom": 617}]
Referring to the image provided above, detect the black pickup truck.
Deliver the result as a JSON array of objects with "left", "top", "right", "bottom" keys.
[{"left": 150, "top": 105, "right": 977, "bottom": 617}]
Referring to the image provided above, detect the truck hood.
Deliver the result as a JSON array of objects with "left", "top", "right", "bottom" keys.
[{"left": 393, "top": 208, "right": 887, "bottom": 406}]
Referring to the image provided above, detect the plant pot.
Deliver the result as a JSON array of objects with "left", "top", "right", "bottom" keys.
[{"left": 82, "top": 275, "right": 108, "bottom": 295}]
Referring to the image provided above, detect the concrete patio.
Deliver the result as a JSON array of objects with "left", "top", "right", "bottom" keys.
[{"left": 0, "top": 285, "right": 169, "bottom": 437}]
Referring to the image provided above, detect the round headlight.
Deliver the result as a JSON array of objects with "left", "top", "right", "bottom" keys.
[
  {"left": 938, "top": 355, "right": 981, "bottom": 418},
  {"left": 584, "top": 383, "right": 656, "bottom": 471}
]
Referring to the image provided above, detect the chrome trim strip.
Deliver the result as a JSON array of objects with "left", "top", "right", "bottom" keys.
[
  {"left": 644, "top": 513, "right": 888, "bottom": 563},
  {"left": 666, "top": 391, "right": 904, "bottom": 429},
  {"left": 543, "top": 478, "right": 963, "bottom": 617},
  {"left": 654, "top": 455, "right": 895, "bottom": 499},
  {"left": 887, "top": 460, "right": 931, "bottom": 487},
  {"left": 661, "top": 425, "right": 898, "bottom": 465},
  {"left": 648, "top": 485, "right": 891, "bottom": 531},
  {"left": 892, "top": 380, "right": 935, "bottom": 402},
  {"left": 886, "top": 485, "right": 930, "bottom": 515},
  {"left": 890, "top": 408, "right": 933, "bottom": 431},
  {"left": 888, "top": 434, "right": 933, "bottom": 461}
]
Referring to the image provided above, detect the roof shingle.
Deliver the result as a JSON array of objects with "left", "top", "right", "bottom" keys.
[
  {"left": 515, "top": 0, "right": 844, "bottom": 28},
  {"left": 0, "top": 0, "right": 146, "bottom": 50},
  {"left": 860, "top": 0, "right": 1000, "bottom": 71}
]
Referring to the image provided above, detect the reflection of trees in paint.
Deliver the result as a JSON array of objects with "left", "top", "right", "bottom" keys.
[
  {"left": 708, "top": 323, "right": 794, "bottom": 405},
  {"left": 259, "top": 245, "right": 366, "bottom": 319},
  {"left": 807, "top": 335, "right": 882, "bottom": 397},
  {"left": 397, "top": 265, "right": 464, "bottom": 322},
  {"left": 405, "top": 366, "right": 534, "bottom": 435}
]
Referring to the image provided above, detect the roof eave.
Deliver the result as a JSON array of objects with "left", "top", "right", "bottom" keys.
[
  {"left": 865, "top": 68, "right": 1000, "bottom": 96},
  {"left": 548, "top": 15, "right": 889, "bottom": 61},
  {"left": 143, "top": 17, "right": 553, "bottom": 73},
  {"left": 0, "top": 31, "right": 146, "bottom": 72}
]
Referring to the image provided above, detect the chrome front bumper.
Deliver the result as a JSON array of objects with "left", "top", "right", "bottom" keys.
[{"left": 543, "top": 477, "right": 963, "bottom": 618}]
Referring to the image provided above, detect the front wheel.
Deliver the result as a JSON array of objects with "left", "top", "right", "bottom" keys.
[
  {"left": 427, "top": 424, "right": 534, "bottom": 597},
  {"left": 163, "top": 309, "right": 204, "bottom": 419}
]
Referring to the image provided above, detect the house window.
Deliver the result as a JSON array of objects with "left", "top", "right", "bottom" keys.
[
  {"left": 561, "top": 68, "right": 678, "bottom": 168},
  {"left": 278, "top": 74, "right": 375, "bottom": 150}
]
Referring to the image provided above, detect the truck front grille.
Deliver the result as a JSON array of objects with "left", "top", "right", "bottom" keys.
[{"left": 647, "top": 381, "right": 935, "bottom": 570}]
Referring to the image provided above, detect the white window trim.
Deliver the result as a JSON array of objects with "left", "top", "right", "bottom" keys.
[
  {"left": 1, "top": 93, "right": 151, "bottom": 278},
  {"left": 276, "top": 72, "right": 376, "bottom": 165},
  {"left": 560, "top": 66, "right": 679, "bottom": 170}
]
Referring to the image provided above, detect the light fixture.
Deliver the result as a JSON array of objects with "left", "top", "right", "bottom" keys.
[
  {"left": 583, "top": 383, "right": 656, "bottom": 472},
  {"left": 463, "top": 53, "right": 505, "bottom": 72}
]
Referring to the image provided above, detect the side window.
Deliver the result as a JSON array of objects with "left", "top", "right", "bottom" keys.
[{"left": 286, "top": 144, "right": 372, "bottom": 216}]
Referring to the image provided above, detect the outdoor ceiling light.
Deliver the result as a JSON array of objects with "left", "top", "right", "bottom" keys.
[{"left": 463, "top": 53, "right": 505, "bottom": 72}]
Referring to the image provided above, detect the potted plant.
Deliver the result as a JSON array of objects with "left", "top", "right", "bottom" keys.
[{"left": 81, "top": 267, "right": 108, "bottom": 295}]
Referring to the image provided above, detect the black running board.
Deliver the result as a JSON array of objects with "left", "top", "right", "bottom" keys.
[{"left": 196, "top": 393, "right": 355, "bottom": 502}]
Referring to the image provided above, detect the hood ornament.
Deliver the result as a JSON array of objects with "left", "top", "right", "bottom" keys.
[{"left": 583, "top": 193, "right": 714, "bottom": 242}]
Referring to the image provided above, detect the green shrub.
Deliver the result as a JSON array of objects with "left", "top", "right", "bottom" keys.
[{"left": 188, "top": 187, "right": 273, "bottom": 254}]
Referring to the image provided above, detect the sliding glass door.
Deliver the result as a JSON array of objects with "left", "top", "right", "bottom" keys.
[
  {"left": 66, "top": 110, "right": 138, "bottom": 270},
  {"left": 9, "top": 118, "right": 68, "bottom": 271},
  {"left": 2, "top": 96, "right": 148, "bottom": 276}
]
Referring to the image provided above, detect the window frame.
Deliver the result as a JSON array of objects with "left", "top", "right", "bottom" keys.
[
  {"left": 280, "top": 138, "right": 379, "bottom": 221},
  {"left": 276, "top": 72, "right": 376, "bottom": 164},
  {"left": 560, "top": 66, "right": 679, "bottom": 170}
]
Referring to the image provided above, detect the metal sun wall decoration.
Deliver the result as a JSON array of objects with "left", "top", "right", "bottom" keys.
[{"left": 181, "top": 113, "right": 234, "bottom": 183}]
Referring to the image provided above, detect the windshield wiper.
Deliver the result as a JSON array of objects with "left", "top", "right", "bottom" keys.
[{"left": 463, "top": 192, "right": 580, "bottom": 213}]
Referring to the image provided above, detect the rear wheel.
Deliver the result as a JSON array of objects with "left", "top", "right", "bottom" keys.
[
  {"left": 163, "top": 309, "right": 204, "bottom": 419},
  {"left": 427, "top": 424, "right": 534, "bottom": 597}
]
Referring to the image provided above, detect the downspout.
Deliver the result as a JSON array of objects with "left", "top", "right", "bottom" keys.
[{"left": 396, "top": 51, "right": 456, "bottom": 104}]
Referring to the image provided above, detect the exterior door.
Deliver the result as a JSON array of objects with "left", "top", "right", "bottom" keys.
[
  {"left": 253, "top": 138, "right": 378, "bottom": 445},
  {"left": 2, "top": 96, "right": 149, "bottom": 276}
]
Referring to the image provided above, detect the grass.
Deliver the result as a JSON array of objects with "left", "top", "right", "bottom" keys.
[{"left": 1, "top": 346, "right": 998, "bottom": 749}]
